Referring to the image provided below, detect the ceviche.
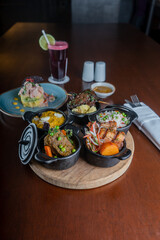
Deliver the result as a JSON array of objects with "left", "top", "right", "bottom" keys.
[
  {"left": 97, "top": 110, "right": 130, "bottom": 128},
  {"left": 18, "top": 78, "right": 55, "bottom": 108},
  {"left": 84, "top": 121, "right": 126, "bottom": 156}
]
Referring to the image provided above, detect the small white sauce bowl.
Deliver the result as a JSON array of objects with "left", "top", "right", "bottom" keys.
[{"left": 91, "top": 82, "right": 116, "bottom": 98}]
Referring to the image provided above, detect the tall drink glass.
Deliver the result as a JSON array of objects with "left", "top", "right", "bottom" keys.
[{"left": 48, "top": 41, "right": 68, "bottom": 82}]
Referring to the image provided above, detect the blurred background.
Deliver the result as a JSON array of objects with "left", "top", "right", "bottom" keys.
[{"left": 0, "top": 0, "right": 159, "bottom": 43}]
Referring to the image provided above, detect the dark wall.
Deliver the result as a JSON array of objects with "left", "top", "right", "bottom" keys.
[
  {"left": 0, "top": 0, "right": 71, "bottom": 35},
  {"left": 0, "top": 0, "right": 159, "bottom": 43}
]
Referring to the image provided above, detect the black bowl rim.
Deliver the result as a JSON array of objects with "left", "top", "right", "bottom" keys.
[
  {"left": 67, "top": 101, "right": 101, "bottom": 118},
  {"left": 36, "top": 131, "right": 81, "bottom": 164},
  {"left": 88, "top": 104, "right": 138, "bottom": 131},
  {"left": 23, "top": 108, "right": 68, "bottom": 130}
]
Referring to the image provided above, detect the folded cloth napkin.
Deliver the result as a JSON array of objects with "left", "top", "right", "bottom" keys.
[{"left": 124, "top": 102, "right": 160, "bottom": 150}]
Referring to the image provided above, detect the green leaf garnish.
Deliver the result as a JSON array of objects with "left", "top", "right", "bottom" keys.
[{"left": 48, "top": 126, "right": 59, "bottom": 136}]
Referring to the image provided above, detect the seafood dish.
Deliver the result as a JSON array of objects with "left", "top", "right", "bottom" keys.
[
  {"left": 68, "top": 89, "right": 97, "bottom": 114},
  {"left": 32, "top": 110, "right": 65, "bottom": 130},
  {"left": 97, "top": 110, "right": 130, "bottom": 128},
  {"left": 18, "top": 78, "right": 55, "bottom": 107},
  {"left": 84, "top": 121, "right": 126, "bottom": 156},
  {"left": 44, "top": 126, "right": 77, "bottom": 158}
]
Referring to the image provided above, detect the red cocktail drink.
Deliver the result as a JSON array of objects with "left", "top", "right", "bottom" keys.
[{"left": 48, "top": 41, "right": 68, "bottom": 81}]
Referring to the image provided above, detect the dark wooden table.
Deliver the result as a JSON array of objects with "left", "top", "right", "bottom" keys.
[{"left": 0, "top": 23, "right": 160, "bottom": 240}]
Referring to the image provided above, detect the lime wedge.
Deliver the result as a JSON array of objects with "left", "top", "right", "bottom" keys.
[{"left": 39, "top": 34, "right": 55, "bottom": 51}]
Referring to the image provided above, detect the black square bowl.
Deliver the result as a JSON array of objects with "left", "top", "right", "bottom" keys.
[
  {"left": 82, "top": 138, "right": 131, "bottom": 168},
  {"left": 23, "top": 108, "right": 73, "bottom": 134},
  {"left": 67, "top": 101, "right": 101, "bottom": 125},
  {"left": 88, "top": 104, "right": 138, "bottom": 133},
  {"left": 34, "top": 127, "right": 81, "bottom": 170}
]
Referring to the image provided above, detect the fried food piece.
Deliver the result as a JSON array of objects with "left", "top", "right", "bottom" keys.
[
  {"left": 99, "top": 121, "right": 117, "bottom": 142},
  {"left": 113, "top": 132, "right": 125, "bottom": 150},
  {"left": 72, "top": 104, "right": 90, "bottom": 113},
  {"left": 101, "top": 121, "right": 117, "bottom": 131},
  {"left": 104, "top": 129, "right": 117, "bottom": 142},
  {"left": 99, "top": 128, "right": 107, "bottom": 139}
]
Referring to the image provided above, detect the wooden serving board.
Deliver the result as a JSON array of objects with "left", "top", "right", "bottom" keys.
[{"left": 30, "top": 132, "right": 134, "bottom": 189}]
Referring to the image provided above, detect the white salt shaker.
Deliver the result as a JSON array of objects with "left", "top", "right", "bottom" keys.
[
  {"left": 95, "top": 61, "right": 106, "bottom": 82},
  {"left": 82, "top": 61, "right": 94, "bottom": 82}
]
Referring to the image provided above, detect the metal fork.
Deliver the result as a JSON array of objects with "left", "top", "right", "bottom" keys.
[{"left": 130, "top": 95, "right": 141, "bottom": 107}]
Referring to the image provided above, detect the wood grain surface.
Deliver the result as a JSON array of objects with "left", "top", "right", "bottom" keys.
[
  {"left": 0, "top": 23, "right": 160, "bottom": 240},
  {"left": 30, "top": 132, "right": 134, "bottom": 189}
]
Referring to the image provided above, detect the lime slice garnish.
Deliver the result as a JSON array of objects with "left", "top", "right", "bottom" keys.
[{"left": 39, "top": 34, "right": 55, "bottom": 51}]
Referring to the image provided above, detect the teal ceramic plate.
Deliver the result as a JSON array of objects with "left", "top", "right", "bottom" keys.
[{"left": 0, "top": 83, "right": 68, "bottom": 118}]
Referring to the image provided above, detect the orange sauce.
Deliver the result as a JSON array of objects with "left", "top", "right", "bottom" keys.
[{"left": 93, "top": 86, "right": 112, "bottom": 93}]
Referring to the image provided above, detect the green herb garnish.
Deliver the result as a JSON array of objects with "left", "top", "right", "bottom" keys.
[
  {"left": 66, "top": 129, "right": 73, "bottom": 138},
  {"left": 48, "top": 126, "right": 59, "bottom": 136},
  {"left": 90, "top": 96, "right": 94, "bottom": 101},
  {"left": 65, "top": 129, "right": 74, "bottom": 145}
]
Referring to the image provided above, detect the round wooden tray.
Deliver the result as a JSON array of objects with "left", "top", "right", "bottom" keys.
[{"left": 30, "top": 131, "right": 134, "bottom": 189}]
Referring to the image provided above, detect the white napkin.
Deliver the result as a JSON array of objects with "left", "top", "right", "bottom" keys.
[{"left": 124, "top": 102, "right": 160, "bottom": 150}]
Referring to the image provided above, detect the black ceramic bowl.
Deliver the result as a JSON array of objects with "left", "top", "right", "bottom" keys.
[
  {"left": 23, "top": 108, "right": 73, "bottom": 133},
  {"left": 34, "top": 126, "right": 81, "bottom": 170},
  {"left": 67, "top": 101, "right": 101, "bottom": 125},
  {"left": 88, "top": 104, "right": 138, "bottom": 133},
  {"left": 83, "top": 138, "right": 131, "bottom": 168}
]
